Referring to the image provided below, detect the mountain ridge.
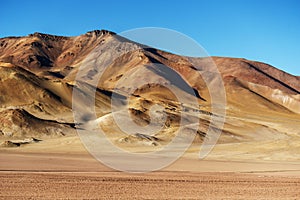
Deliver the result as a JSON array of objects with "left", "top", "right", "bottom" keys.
[{"left": 0, "top": 30, "right": 299, "bottom": 154}]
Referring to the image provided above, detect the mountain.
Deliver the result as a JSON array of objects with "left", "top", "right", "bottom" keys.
[{"left": 0, "top": 30, "right": 299, "bottom": 155}]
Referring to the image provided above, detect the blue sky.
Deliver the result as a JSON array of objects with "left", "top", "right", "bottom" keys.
[{"left": 1, "top": 0, "right": 299, "bottom": 75}]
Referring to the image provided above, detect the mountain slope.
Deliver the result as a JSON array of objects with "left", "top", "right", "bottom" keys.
[{"left": 0, "top": 30, "right": 299, "bottom": 155}]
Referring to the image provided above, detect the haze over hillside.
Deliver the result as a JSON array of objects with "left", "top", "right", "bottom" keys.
[{"left": 0, "top": 30, "right": 299, "bottom": 162}]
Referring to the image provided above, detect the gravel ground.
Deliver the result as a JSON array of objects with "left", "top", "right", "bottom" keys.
[{"left": 1, "top": 171, "right": 299, "bottom": 200}]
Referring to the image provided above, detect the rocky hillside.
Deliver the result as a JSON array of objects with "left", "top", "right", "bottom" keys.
[{"left": 0, "top": 30, "right": 299, "bottom": 148}]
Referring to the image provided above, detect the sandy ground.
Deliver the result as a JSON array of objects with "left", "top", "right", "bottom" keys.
[
  {"left": 1, "top": 136, "right": 300, "bottom": 199},
  {"left": 1, "top": 171, "right": 300, "bottom": 200}
]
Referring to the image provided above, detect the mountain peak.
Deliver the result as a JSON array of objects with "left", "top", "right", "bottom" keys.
[
  {"left": 28, "top": 32, "right": 67, "bottom": 41},
  {"left": 85, "top": 29, "right": 116, "bottom": 37}
]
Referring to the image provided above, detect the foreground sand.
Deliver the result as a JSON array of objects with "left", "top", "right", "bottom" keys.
[
  {"left": 1, "top": 148, "right": 300, "bottom": 199},
  {"left": 1, "top": 171, "right": 300, "bottom": 200},
  {"left": 1, "top": 136, "right": 300, "bottom": 199}
]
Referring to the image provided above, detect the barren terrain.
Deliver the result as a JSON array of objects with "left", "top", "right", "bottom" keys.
[
  {"left": 2, "top": 171, "right": 300, "bottom": 200},
  {"left": 0, "top": 30, "right": 300, "bottom": 199},
  {"left": 1, "top": 137, "right": 300, "bottom": 199}
]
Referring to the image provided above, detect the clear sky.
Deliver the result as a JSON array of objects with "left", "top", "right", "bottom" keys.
[{"left": 1, "top": 0, "right": 299, "bottom": 75}]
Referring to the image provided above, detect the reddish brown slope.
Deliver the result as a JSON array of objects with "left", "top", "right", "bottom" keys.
[{"left": 0, "top": 30, "right": 299, "bottom": 145}]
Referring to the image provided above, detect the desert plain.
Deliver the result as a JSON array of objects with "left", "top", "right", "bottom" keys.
[{"left": 0, "top": 30, "right": 300, "bottom": 199}]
